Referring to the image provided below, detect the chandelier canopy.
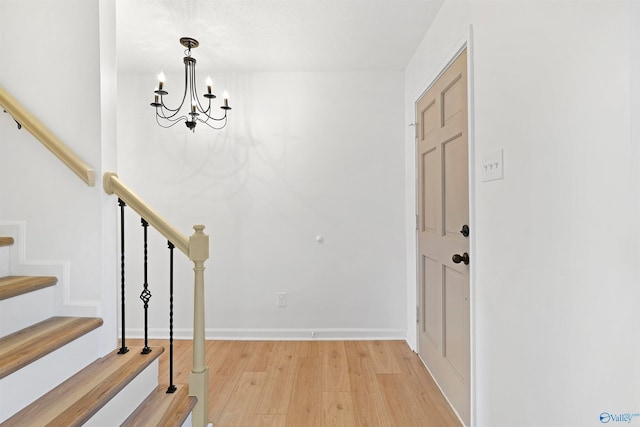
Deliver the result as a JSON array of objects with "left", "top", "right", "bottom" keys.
[{"left": 151, "top": 37, "right": 231, "bottom": 132}]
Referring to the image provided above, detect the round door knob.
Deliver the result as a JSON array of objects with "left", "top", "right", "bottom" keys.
[{"left": 452, "top": 252, "right": 470, "bottom": 265}]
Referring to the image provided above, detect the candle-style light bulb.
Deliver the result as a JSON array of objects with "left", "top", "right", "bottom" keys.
[
  {"left": 192, "top": 101, "right": 197, "bottom": 114},
  {"left": 223, "top": 91, "right": 229, "bottom": 108},
  {"left": 158, "top": 72, "right": 165, "bottom": 91},
  {"left": 206, "top": 76, "right": 212, "bottom": 94}
]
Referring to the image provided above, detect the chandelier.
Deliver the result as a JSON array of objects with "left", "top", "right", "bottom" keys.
[{"left": 151, "top": 37, "right": 231, "bottom": 132}]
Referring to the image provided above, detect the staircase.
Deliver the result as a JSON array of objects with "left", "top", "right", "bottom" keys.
[{"left": 0, "top": 236, "right": 197, "bottom": 426}]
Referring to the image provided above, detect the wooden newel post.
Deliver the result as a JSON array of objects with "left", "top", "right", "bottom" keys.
[{"left": 188, "top": 224, "right": 210, "bottom": 427}]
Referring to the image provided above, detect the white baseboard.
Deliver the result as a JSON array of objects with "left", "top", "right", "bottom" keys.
[{"left": 126, "top": 327, "right": 406, "bottom": 341}]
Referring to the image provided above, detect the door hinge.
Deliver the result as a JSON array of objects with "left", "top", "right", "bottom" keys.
[
  {"left": 415, "top": 214, "right": 419, "bottom": 231},
  {"left": 416, "top": 306, "right": 420, "bottom": 323},
  {"left": 409, "top": 122, "right": 417, "bottom": 139}
]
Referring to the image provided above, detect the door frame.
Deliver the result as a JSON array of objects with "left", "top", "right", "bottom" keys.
[{"left": 411, "top": 26, "right": 476, "bottom": 426}]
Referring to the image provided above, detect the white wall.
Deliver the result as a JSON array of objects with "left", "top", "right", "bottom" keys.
[
  {"left": 405, "top": 1, "right": 639, "bottom": 426},
  {"left": 117, "top": 70, "right": 407, "bottom": 339},
  {"left": 98, "top": 0, "right": 119, "bottom": 354},
  {"left": 0, "top": 0, "right": 117, "bottom": 353}
]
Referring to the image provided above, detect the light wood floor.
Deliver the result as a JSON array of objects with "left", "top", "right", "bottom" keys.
[{"left": 128, "top": 339, "right": 461, "bottom": 427}]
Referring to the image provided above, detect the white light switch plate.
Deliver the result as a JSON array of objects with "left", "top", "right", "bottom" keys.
[{"left": 481, "top": 149, "right": 504, "bottom": 182}]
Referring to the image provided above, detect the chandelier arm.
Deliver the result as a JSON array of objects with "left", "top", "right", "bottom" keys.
[
  {"left": 157, "top": 61, "right": 191, "bottom": 117},
  {"left": 154, "top": 65, "right": 190, "bottom": 118},
  {"left": 156, "top": 109, "right": 188, "bottom": 123},
  {"left": 179, "top": 60, "right": 190, "bottom": 113},
  {"left": 188, "top": 60, "right": 196, "bottom": 115},
  {"left": 198, "top": 87, "right": 226, "bottom": 123},
  {"left": 192, "top": 65, "right": 211, "bottom": 115},
  {"left": 158, "top": 96, "right": 182, "bottom": 113},
  {"left": 200, "top": 98, "right": 212, "bottom": 116},
  {"left": 155, "top": 114, "right": 188, "bottom": 128},
  {"left": 158, "top": 104, "right": 181, "bottom": 119},
  {"left": 156, "top": 103, "right": 184, "bottom": 120},
  {"left": 197, "top": 115, "right": 228, "bottom": 130},
  {"left": 202, "top": 110, "right": 228, "bottom": 122},
  {"left": 156, "top": 110, "right": 188, "bottom": 123},
  {"left": 191, "top": 64, "right": 208, "bottom": 116},
  {"left": 158, "top": 107, "right": 180, "bottom": 115}
]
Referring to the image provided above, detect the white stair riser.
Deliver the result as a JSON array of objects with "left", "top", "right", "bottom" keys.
[
  {"left": 182, "top": 413, "right": 193, "bottom": 427},
  {"left": 0, "top": 328, "right": 101, "bottom": 422},
  {"left": 0, "top": 286, "right": 55, "bottom": 336},
  {"left": 84, "top": 358, "right": 160, "bottom": 427}
]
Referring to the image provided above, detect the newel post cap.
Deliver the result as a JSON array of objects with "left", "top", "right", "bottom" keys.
[{"left": 189, "top": 224, "right": 209, "bottom": 262}]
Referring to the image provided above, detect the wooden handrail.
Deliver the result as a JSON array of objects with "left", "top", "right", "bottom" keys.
[
  {"left": 0, "top": 85, "right": 95, "bottom": 186},
  {"left": 103, "top": 171, "right": 210, "bottom": 426},
  {"left": 103, "top": 172, "right": 189, "bottom": 254}
]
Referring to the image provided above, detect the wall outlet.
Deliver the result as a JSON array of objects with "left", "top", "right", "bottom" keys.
[{"left": 277, "top": 292, "right": 287, "bottom": 308}]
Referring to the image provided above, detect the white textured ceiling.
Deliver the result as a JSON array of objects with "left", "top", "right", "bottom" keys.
[{"left": 116, "top": 0, "right": 444, "bottom": 73}]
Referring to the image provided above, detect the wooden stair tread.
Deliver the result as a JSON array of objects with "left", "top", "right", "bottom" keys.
[
  {"left": 0, "top": 275, "right": 57, "bottom": 300},
  {"left": 0, "top": 237, "right": 14, "bottom": 247},
  {"left": 121, "top": 384, "right": 197, "bottom": 427},
  {"left": 0, "top": 316, "right": 103, "bottom": 379},
  {"left": 1, "top": 346, "right": 164, "bottom": 427}
]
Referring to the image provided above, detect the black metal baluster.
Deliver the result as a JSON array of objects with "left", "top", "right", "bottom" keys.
[
  {"left": 167, "top": 241, "right": 177, "bottom": 393},
  {"left": 118, "top": 199, "right": 129, "bottom": 355},
  {"left": 140, "top": 218, "right": 152, "bottom": 355}
]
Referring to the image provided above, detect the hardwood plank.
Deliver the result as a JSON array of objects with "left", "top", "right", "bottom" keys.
[
  {"left": 388, "top": 341, "right": 462, "bottom": 426},
  {"left": 322, "top": 341, "right": 350, "bottom": 392},
  {"left": 1, "top": 346, "right": 163, "bottom": 426},
  {"left": 377, "top": 372, "right": 460, "bottom": 427},
  {"left": 121, "top": 384, "right": 197, "bottom": 427},
  {"left": 205, "top": 340, "right": 234, "bottom": 380},
  {"left": 215, "top": 372, "right": 267, "bottom": 427},
  {"left": 0, "top": 237, "right": 14, "bottom": 247},
  {"left": 0, "top": 275, "right": 57, "bottom": 300},
  {"left": 345, "top": 342, "right": 393, "bottom": 427},
  {"left": 209, "top": 341, "right": 253, "bottom": 423},
  {"left": 343, "top": 341, "right": 370, "bottom": 376},
  {"left": 284, "top": 356, "right": 323, "bottom": 427},
  {"left": 256, "top": 343, "right": 298, "bottom": 415},
  {"left": 246, "top": 414, "right": 287, "bottom": 427},
  {"left": 294, "top": 341, "right": 324, "bottom": 358},
  {"left": 322, "top": 391, "right": 357, "bottom": 427},
  {"left": 245, "top": 341, "right": 277, "bottom": 372},
  {"left": 0, "top": 316, "right": 103, "bottom": 379},
  {"left": 366, "top": 340, "right": 401, "bottom": 374}
]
